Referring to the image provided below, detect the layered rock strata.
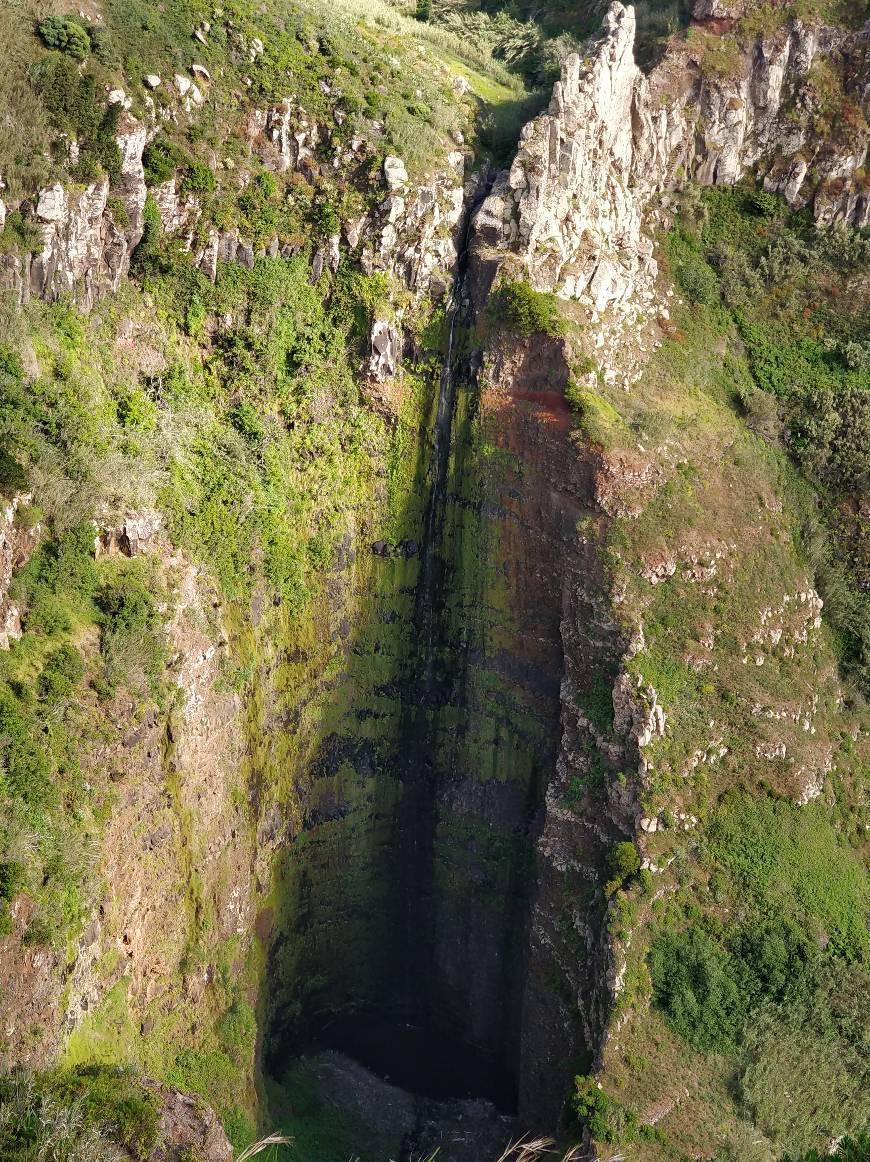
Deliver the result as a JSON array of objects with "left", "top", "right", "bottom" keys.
[{"left": 474, "top": 2, "right": 868, "bottom": 317}]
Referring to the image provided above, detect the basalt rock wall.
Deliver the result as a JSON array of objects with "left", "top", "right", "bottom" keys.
[{"left": 474, "top": 2, "right": 868, "bottom": 320}]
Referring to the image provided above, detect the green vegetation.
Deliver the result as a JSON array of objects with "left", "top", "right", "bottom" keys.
[
  {"left": 489, "top": 279, "right": 565, "bottom": 338},
  {"left": 649, "top": 915, "right": 817, "bottom": 1053},
  {"left": 29, "top": 54, "right": 122, "bottom": 181},
  {"left": 0, "top": 1064, "right": 159, "bottom": 1161},
  {"left": 607, "top": 841, "right": 642, "bottom": 895},
  {"left": 2, "top": 0, "right": 533, "bottom": 197},
  {"left": 37, "top": 15, "right": 94, "bottom": 61},
  {"left": 574, "top": 1075, "right": 646, "bottom": 1146},
  {"left": 709, "top": 791, "right": 869, "bottom": 961},
  {"left": 669, "top": 185, "right": 869, "bottom": 691},
  {"left": 573, "top": 180, "right": 868, "bottom": 1160},
  {"left": 782, "top": 1133, "right": 870, "bottom": 1162}
]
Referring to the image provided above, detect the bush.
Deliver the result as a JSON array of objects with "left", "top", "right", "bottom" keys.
[
  {"left": 748, "top": 189, "right": 781, "bottom": 217},
  {"left": 490, "top": 280, "right": 564, "bottom": 337},
  {"left": 37, "top": 16, "right": 91, "bottom": 60},
  {"left": 650, "top": 927, "right": 747, "bottom": 1051},
  {"left": 20, "top": 522, "right": 99, "bottom": 621},
  {"left": 0, "top": 448, "right": 27, "bottom": 495},
  {"left": 143, "top": 137, "right": 182, "bottom": 186},
  {"left": 0, "top": 688, "right": 53, "bottom": 811},
  {"left": 38, "top": 643, "right": 85, "bottom": 701},
  {"left": 131, "top": 194, "right": 162, "bottom": 271},
  {"left": 179, "top": 161, "right": 216, "bottom": 197},
  {"left": 29, "top": 56, "right": 121, "bottom": 179},
  {"left": 0, "top": 861, "right": 26, "bottom": 904},
  {"left": 256, "top": 170, "right": 278, "bottom": 199},
  {"left": 0, "top": 210, "right": 42, "bottom": 255},
  {"left": 608, "top": 841, "right": 641, "bottom": 891},
  {"left": 675, "top": 250, "right": 720, "bottom": 305},
  {"left": 96, "top": 568, "right": 165, "bottom": 695},
  {"left": 574, "top": 1075, "right": 639, "bottom": 1144},
  {"left": 0, "top": 861, "right": 26, "bottom": 934}
]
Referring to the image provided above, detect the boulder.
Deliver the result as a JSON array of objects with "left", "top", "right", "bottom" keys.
[
  {"left": 369, "top": 319, "right": 400, "bottom": 382},
  {"left": 383, "top": 155, "right": 408, "bottom": 191}
]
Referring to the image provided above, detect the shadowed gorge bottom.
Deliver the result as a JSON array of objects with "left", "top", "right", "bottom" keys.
[{"left": 303, "top": 1012, "right": 518, "bottom": 1111}]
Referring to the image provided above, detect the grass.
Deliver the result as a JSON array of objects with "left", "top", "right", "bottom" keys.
[
  {"left": 0, "top": 1064, "right": 160, "bottom": 1161},
  {"left": 567, "top": 185, "right": 869, "bottom": 1160}
]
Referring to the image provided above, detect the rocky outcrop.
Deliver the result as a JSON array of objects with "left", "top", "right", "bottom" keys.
[
  {"left": 0, "top": 119, "right": 148, "bottom": 309},
  {"left": 154, "top": 98, "right": 470, "bottom": 296},
  {"left": 655, "top": 14, "right": 870, "bottom": 225},
  {"left": 0, "top": 493, "right": 41, "bottom": 650},
  {"left": 95, "top": 509, "right": 163, "bottom": 557},
  {"left": 473, "top": 3, "right": 868, "bottom": 314},
  {"left": 474, "top": 4, "right": 659, "bottom": 314},
  {"left": 369, "top": 319, "right": 400, "bottom": 381},
  {"left": 144, "top": 1083, "right": 233, "bottom": 1161}
]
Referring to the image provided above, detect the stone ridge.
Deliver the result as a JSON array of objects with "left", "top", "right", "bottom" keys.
[
  {"left": 0, "top": 98, "right": 469, "bottom": 311},
  {"left": 474, "top": 2, "right": 868, "bottom": 316}
]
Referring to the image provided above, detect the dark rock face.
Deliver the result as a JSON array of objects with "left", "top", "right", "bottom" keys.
[
  {"left": 143, "top": 1083, "right": 233, "bottom": 1161},
  {"left": 260, "top": 302, "right": 613, "bottom": 1133}
]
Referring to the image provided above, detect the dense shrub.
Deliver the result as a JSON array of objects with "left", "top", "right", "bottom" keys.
[
  {"left": 37, "top": 15, "right": 91, "bottom": 60},
  {"left": 0, "top": 210, "right": 42, "bottom": 255},
  {"left": 650, "top": 927, "right": 747, "bottom": 1051},
  {"left": 19, "top": 521, "right": 99, "bottom": 626},
  {"left": 142, "top": 136, "right": 182, "bottom": 186},
  {"left": 673, "top": 247, "right": 720, "bottom": 305},
  {"left": 747, "top": 188, "right": 781, "bottom": 217},
  {"left": 0, "top": 448, "right": 27, "bottom": 495},
  {"left": 490, "top": 280, "right": 564, "bottom": 337},
  {"left": 38, "top": 643, "right": 85, "bottom": 701},
  {"left": 607, "top": 841, "right": 641, "bottom": 894},
  {"left": 0, "top": 687, "right": 53, "bottom": 811},
  {"left": 95, "top": 568, "right": 165, "bottom": 695},
  {"left": 29, "top": 55, "right": 121, "bottom": 180},
  {"left": 574, "top": 1075, "right": 640, "bottom": 1144},
  {"left": 0, "top": 861, "right": 26, "bottom": 935},
  {"left": 782, "top": 1133, "right": 870, "bottom": 1162},
  {"left": 179, "top": 161, "right": 216, "bottom": 197}
]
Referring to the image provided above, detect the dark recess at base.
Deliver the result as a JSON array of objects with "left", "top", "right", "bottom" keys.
[{"left": 286, "top": 1011, "right": 518, "bottom": 1112}]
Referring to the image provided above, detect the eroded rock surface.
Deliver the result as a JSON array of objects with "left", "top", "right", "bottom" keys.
[{"left": 474, "top": 2, "right": 868, "bottom": 316}]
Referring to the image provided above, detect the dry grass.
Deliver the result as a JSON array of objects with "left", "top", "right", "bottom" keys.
[{"left": 236, "top": 1134, "right": 293, "bottom": 1161}]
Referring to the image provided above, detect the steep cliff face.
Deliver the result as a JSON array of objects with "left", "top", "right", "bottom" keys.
[
  {"left": 474, "top": 2, "right": 868, "bottom": 319},
  {"left": 467, "top": 2, "right": 868, "bottom": 1149},
  {"left": 0, "top": 1, "right": 866, "bottom": 1157}
]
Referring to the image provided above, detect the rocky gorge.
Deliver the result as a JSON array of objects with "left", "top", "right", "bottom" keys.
[{"left": 0, "top": 0, "right": 867, "bottom": 1159}]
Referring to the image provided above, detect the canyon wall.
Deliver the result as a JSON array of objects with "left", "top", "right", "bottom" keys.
[{"left": 0, "top": 0, "right": 866, "bottom": 1151}]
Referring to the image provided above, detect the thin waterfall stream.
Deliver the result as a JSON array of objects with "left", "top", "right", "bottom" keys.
[{"left": 306, "top": 176, "right": 518, "bottom": 1112}]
